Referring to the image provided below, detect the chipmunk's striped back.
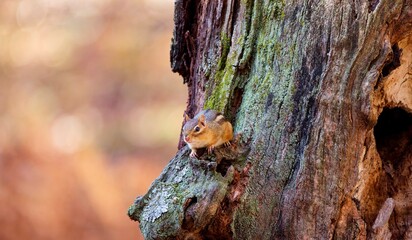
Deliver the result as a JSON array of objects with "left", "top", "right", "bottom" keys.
[{"left": 194, "top": 109, "right": 225, "bottom": 124}]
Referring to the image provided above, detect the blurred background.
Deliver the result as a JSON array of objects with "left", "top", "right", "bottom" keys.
[{"left": 0, "top": 0, "right": 186, "bottom": 239}]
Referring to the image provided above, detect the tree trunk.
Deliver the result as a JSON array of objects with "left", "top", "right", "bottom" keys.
[{"left": 128, "top": 0, "right": 412, "bottom": 239}]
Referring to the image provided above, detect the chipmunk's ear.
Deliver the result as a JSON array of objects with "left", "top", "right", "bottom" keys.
[
  {"left": 198, "top": 114, "right": 206, "bottom": 126},
  {"left": 184, "top": 113, "right": 191, "bottom": 121}
]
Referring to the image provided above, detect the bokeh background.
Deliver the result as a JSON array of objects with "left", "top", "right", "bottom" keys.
[{"left": 0, "top": 0, "right": 186, "bottom": 239}]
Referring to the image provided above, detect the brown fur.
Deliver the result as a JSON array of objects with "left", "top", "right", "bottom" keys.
[{"left": 182, "top": 109, "right": 233, "bottom": 157}]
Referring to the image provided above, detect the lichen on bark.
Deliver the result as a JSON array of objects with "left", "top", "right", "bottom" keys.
[{"left": 128, "top": 149, "right": 236, "bottom": 239}]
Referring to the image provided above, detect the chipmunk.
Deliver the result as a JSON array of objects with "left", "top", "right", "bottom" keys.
[{"left": 183, "top": 109, "right": 233, "bottom": 158}]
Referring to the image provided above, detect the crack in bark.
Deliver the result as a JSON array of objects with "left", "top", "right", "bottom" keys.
[
  {"left": 199, "top": 163, "right": 252, "bottom": 240},
  {"left": 238, "top": 0, "right": 260, "bottom": 70},
  {"left": 333, "top": 197, "right": 367, "bottom": 240},
  {"left": 382, "top": 43, "right": 402, "bottom": 77},
  {"left": 368, "top": 0, "right": 380, "bottom": 12}
]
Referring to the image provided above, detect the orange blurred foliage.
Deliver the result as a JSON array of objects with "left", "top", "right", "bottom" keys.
[{"left": 0, "top": 0, "right": 186, "bottom": 239}]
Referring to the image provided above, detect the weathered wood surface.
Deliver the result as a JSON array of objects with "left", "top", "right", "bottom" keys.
[{"left": 129, "top": 0, "right": 412, "bottom": 239}]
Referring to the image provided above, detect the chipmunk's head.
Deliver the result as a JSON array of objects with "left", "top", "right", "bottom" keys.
[{"left": 182, "top": 114, "right": 206, "bottom": 144}]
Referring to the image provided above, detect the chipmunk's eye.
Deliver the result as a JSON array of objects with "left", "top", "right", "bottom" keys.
[{"left": 194, "top": 126, "right": 200, "bottom": 132}]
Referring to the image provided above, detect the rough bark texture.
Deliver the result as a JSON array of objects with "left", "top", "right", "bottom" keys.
[{"left": 129, "top": 0, "right": 412, "bottom": 239}]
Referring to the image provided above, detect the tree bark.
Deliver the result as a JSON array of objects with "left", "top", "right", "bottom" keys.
[{"left": 128, "top": 0, "right": 412, "bottom": 239}]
